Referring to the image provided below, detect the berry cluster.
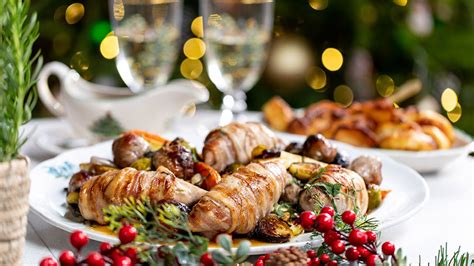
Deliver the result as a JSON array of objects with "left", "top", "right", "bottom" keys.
[
  {"left": 39, "top": 225, "right": 138, "bottom": 266},
  {"left": 298, "top": 207, "right": 397, "bottom": 266}
]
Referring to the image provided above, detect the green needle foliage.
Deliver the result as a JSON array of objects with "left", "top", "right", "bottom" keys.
[{"left": 0, "top": 0, "right": 42, "bottom": 162}]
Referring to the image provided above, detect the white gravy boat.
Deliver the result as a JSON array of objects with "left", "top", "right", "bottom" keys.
[{"left": 37, "top": 61, "right": 209, "bottom": 140}]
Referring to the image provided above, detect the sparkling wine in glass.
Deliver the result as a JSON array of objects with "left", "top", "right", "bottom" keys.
[
  {"left": 109, "top": 0, "right": 182, "bottom": 93},
  {"left": 200, "top": 0, "right": 274, "bottom": 124}
]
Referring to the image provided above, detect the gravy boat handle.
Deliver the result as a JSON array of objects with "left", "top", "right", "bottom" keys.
[{"left": 37, "top": 61, "right": 71, "bottom": 116}]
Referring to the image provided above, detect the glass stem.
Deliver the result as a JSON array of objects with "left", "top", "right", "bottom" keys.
[{"left": 219, "top": 90, "right": 247, "bottom": 125}]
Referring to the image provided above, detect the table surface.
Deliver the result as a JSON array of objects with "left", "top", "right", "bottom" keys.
[{"left": 21, "top": 112, "right": 474, "bottom": 265}]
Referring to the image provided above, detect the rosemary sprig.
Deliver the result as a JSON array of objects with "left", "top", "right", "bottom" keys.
[
  {"left": 0, "top": 0, "right": 42, "bottom": 162},
  {"left": 432, "top": 244, "right": 473, "bottom": 266}
]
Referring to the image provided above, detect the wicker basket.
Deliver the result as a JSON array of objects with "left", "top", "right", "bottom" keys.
[{"left": 0, "top": 157, "right": 30, "bottom": 266}]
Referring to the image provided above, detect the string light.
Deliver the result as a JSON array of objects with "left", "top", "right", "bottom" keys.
[
  {"left": 441, "top": 88, "right": 458, "bottom": 112},
  {"left": 65, "top": 3, "right": 85, "bottom": 24},
  {"left": 306, "top": 67, "right": 327, "bottom": 90},
  {"left": 322, "top": 48, "right": 343, "bottom": 71},
  {"left": 308, "top": 0, "right": 328, "bottom": 10},
  {"left": 180, "top": 59, "right": 203, "bottom": 80},
  {"left": 191, "top": 16, "right": 204, "bottom": 38},
  {"left": 393, "top": 0, "right": 408, "bottom": 7},
  {"left": 183, "top": 38, "right": 206, "bottom": 60},
  {"left": 333, "top": 85, "right": 353, "bottom": 107},
  {"left": 100, "top": 33, "right": 119, "bottom": 60},
  {"left": 70, "top": 52, "right": 89, "bottom": 72},
  {"left": 447, "top": 103, "right": 462, "bottom": 123},
  {"left": 376, "top": 75, "right": 395, "bottom": 97},
  {"left": 113, "top": 0, "right": 125, "bottom": 21}
]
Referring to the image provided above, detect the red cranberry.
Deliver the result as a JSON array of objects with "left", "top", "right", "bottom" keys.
[
  {"left": 328, "top": 260, "right": 338, "bottom": 266},
  {"left": 366, "top": 231, "right": 377, "bottom": 243},
  {"left": 86, "top": 252, "right": 105, "bottom": 266},
  {"left": 99, "top": 242, "right": 113, "bottom": 254},
  {"left": 307, "top": 249, "right": 317, "bottom": 258},
  {"left": 345, "top": 247, "right": 360, "bottom": 261},
  {"left": 70, "top": 230, "right": 89, "bottom": 251},
  {"left": 59, "top": 250, "right": 75, "bottom": 266},
  {"left": 125, "top": 247, "right": 138, "bottom": 264},
  {"left": 311, "top": 257, "right": 320, "bottom": 266},
  {"left": 200, "top": 252, "right": 214, "bottom": 266},
  {"left": 366, "top": 254, "right": 379, "bottom": 266},
  {"left": 323, "top": 230, "right": 339, "bottom": 245},
  {"left": 357, "top": 246, "right": 370, "bottom": 259},
  {"left": 320, "top": 206, "right": 335, "bottom": 217},
  {"left": 348, "top": 229, "right": 368, "bottom": 246},
  {"left": 113, "top": 256, "right": 132, "bottom": 266},
  {"left": 255, "top": 259, "right": 264, "bottom": 266},
  {"left": 299, "top": 211, "right": 317, "bottom": 230},
  {"left": 39, "top": 257, "right": 58, "bottom": 266},
  {"left": 320, "top": 253, "right": 330, "bottom": 263},
  {"left": 314, "top": 213, "right": 334, "bottom": 232},
  {"left": 330, "top": 240, "right": 346, "bottom": 254},
  {"left": 118, "top": 225, "right": 137, "bottom": 244},
  {"left": 382, "top": 241, "right": 396, "bottom": 255},
  {"left": 341, "top": 210, "right": 356, "bottom": 225}
]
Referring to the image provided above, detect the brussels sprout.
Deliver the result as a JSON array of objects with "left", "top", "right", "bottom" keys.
[
  {"left": 288, "top": 162, "right": 323, "bottom": 180},
  {"left": 254, "top": 214, "right": 293, "bottom": 243},
  {"left": 66, "top": 192, "right": 79, "bottom": 205},
  {"left": 367, "top": 185, "right": 383, "bottom": 211},
  {"left": 130, "top": 157, "right": 152, "bottom": 171}
]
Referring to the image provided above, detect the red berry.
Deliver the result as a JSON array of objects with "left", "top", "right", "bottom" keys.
[
  {"left": 39, "top": 257, "right": 58, "bottom": 266},
  {"left": 307, "top": 249, "right": 317, "bottom": 258},
  {"left": 345, "top": 247, "right": 360, "bottom": 261},
  {"left": 108, "top": 249, "right": 123, "bottom": 261},
  {"left": 382, "top": 241, "right": 396, "bottom": 256},
  {"left": 125, "top": 247, "right": 138, "bottom": 264},
  {"left": 330, "top": 240, "right": 346, "bottom": 254},
  {"left": 200, "top": 252, "right": 214, "bottom": 266},
  {"left": 314, "top": 213, "right": 334, "bottom": 232},
  {"left": 264, "top": 254, "right": 271, "bottom": 260},
  {"left": 113, "top": 256, "right": 132, "bottom": 266},
  {"left": 70, "top": 230, "right": 89, "bottom": 251},
  {"left": 348, "top": 229, "right": 368, "bottom": 246},
  {"left": 99, "top": 242, "right": 113, "bottom": 254},
  {"left": 341, "top": 210, "right": 356, "bottom": 225},
  {"left": 323, "top": 230, "right": 339, "bottom": 245},
  {"left": 59, "top": 250, "right": 76, "bottom": 266},
  {"left": 311, "top": 257, "right": 320, "bottom": 266},
  {"left": 320, "top": 253, "right": 330, "bottom": 263},
  {"left": 328, "top": 260, "right": 338, "bottom": 266},
  {"left": 86, "top": 252, "right": 105, "bottom": 266},
  {"left": 255, "top": 259, "right": 264, "bottom": 266},
  {"left": 320, "top": 206, "right": 335, "bottom": 216},
  {"left": 366, "top": 231, "right": 377, "bottom": 243},
  {"left": 366, "top": 254, "right": 379, "bottom": 266},
  {"left": 299, "top": 211, "right": 317, "bottom": 229},
  {"left": 118, "top": 225, "right": 137, "bottom": 244},
  {"left": 357, "top": 246, "right": 370, "bottom": 259}
]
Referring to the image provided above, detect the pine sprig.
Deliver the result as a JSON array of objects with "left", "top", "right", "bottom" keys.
[
  {"left": 433, "top": 244, "right": 473, "bottom": 266},
  {"left": 0, "top": 0, "right": 42, "bottom": 162}
]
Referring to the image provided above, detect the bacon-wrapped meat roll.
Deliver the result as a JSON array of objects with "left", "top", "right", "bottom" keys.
[
  {"left": 202, "top": 122, "right": 284, "bottom": 172},
  {"left": 188, "top": 160, "right": 291, "bottom": 235},
  {"left": 78, "top": 167, "right": 206, "bottom": 224}
]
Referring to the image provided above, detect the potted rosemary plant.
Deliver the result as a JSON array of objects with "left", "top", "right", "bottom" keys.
[{"left": 0, "top": 0, "right": 41, "bottom": 264}]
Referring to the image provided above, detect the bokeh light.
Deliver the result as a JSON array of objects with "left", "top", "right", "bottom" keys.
[
  {"left": 54, "top": 5, "right": 67, "bottom": 22},
  {"left": 180, "top": 59, "right": 203, "bottom": 80},
  {"left": 306, "top": 67, "right": 327, "bottom": 90},
  {"left": 441, "top": 88, "right": 458, "bottom": 112},
  {"left": 447, "top": 103, "right": 462, "bottom": 123},
  {"left": 183, "top": 38, "right": 206, "bottom": 60},
  {"left": 208, "top": 14, "right": 222, "bottom": 29},
  {"left": 333, "top": 85, "right": 354, "bottom": 107},
  {"left": 70, "top": 52, "right": 89, "bottom": 72},
  {"left": 65, "top": 3, "right": 85, "bottom": 25},
  {"left": 376, "top": 75, "right": 395, "bottom": 97},
  {"left": 191, "top": 16, "right": 204, "bottom": 38},
  {"left": 308, "top": 0, "right": 328, "bottom": 10},
  {"left": 90, "top": 21, "right": 111, "bottom": 44},
  {"left": 100, "top": 33, "right": 119, "bottom": 60},
  {"left": 322, "top": 48, "right": 343, "bottom": 71},
  {"left": 393, "top": 0, "right": 408, "bottom": 7},
  {"left": 113, "top": 0, "right": 125, "bottom": 21},
  {"left": 53, "top": 32, "right": 71, "bottom": 56}
]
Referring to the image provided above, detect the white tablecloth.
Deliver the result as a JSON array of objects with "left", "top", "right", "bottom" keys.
[{"left": 21, "top": 113, "right": 474, "bottom": 265}]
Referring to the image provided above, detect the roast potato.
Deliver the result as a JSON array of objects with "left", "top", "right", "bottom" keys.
[
  {"left": 254, "top": 214, "right": 303, "bottom": 243},
  {"left": 262, "top": 96, "right": 295, "bottom": 131}
]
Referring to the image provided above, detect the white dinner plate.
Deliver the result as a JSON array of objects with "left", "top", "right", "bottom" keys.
[{"left": 29, "top": 132, "right": 429, "bottom": 255}]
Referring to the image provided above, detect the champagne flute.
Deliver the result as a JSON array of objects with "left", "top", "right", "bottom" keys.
[
  {"left": 200, "top": 0, "right": 274, "bottom": 124},
  {"left": 109, "top": 0, "right": 182, "bottom": 93}
]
